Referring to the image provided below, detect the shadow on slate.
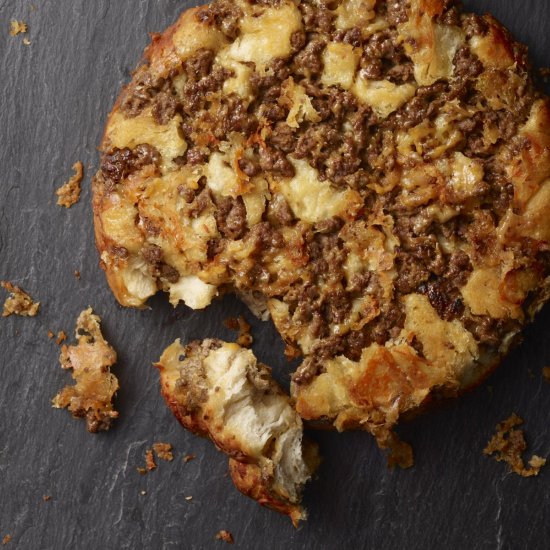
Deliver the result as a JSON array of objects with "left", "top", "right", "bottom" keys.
[{"left": 0, "top": 0, "right": 550, "bottom": 549}]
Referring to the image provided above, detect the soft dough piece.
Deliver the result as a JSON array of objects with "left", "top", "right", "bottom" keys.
[{"left": 155, "top": 339, "right": 320, "bottom": 525}]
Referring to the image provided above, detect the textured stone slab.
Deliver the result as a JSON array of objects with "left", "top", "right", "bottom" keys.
[{"left": 0, "top": 1, "right": 549, "bottom": 548}]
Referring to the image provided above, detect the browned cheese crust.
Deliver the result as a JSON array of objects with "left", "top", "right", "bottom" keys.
[
  {"left": 52, "top": 308, "right": 119, "bottom": 432},
  {"left": 155, "top": 339, "right": 320, "bottom": 525},
  {"left": 94, "top": 0, "right": 550, "bottom": 455}
]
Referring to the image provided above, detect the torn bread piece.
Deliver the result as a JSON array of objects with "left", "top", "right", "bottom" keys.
[
  {"left": 156, "top": 339, "right": 320, "bottom": 526},
  {"left": 52, "top": 308, "right": 119, "bottom": 432},
  {"left": 1, "top": 281, "right": 40, "bottom": 317}
]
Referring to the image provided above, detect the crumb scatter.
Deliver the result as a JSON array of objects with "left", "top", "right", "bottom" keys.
[
  {"left": 484, "top": 413, "right": 546, "bottom": 477},
  {"left": 153, "top": 442, "right": 174, "bottom": 461},
  {"left": 145, "top": 449, "right": 156, "bottom": 471},
  {"left": 9, "top": 20, "right": 27, "bottom": 36},
  {"left": 224, "top": 316, "right": 253, "bottom": 348},
  {"left": 2, "top": 534, "right": 12, "bottom": 545},
  {"left": 56, "top": 161, "right": 83, "bottom": 208},
  {"left": 1, "top": 281, "right": 40, "bottom": 317},
  {"left": 215, "top": 530, "right": 234, "bottom": 544}
]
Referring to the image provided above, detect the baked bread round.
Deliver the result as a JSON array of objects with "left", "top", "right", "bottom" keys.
[{"left": 93, "top": 0, "right": 550, "bottom": 458}]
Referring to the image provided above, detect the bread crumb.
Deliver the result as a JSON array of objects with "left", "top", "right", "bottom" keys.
[
  {"left": 140, "top": 490, "right": 147, "bottom": 496},
  {"left": 1, "top": 281, "right": 40, "bottom": 317},
  {"left": 48, "top": 330, "right": 55, "bottom": 339},
  {"left": 136, "top": 467, "right": 147, "bottom": 475},
  {"left": 542, "top": 367, "right": 550, "bottom": 382},
  {"left": 52, "top": 308, "right": 119, "bottom": 432},
  {"left": 9, "top": 20, "right": 27, "bottom": 36},
  {"left": 56, "top": 331, "right": 67, "bottom": 345},
  {"left": 224, "top": 316, "right": 253, "bottom": 347},
  {"left": 42, "top": 495, "right": 51, "bottom": 502},
  {"left": 185, "top": 496, "right": 193, "bottom": 501},
  {"left": 539, "top": 67, "right": 550, "bottom": 82},
  {"left": 145, "top": 449, "right": 156, "bottom": 471},
  {"left": 74, "top": 270, "right": 81, "bottom": 280},
  {"left": 215, "top": 530, "right": 234, "bottom": 544},
  {"left": 2, "top": 535, "right": 11, "bottom": 545},
  {"left": 183, "top": 454, "right": 196, "bottom": 463},
  {"left": 56, "top": 161, "right": 83, "bottom": 208},
  {"left": 153, "top": 442, "right": 174, "bottom": 461},
  {"left": 22, "top": 37, "right": 31, "bottom": 46},
  {"left": 484, "top": 413, "right": 546, "bottom": 477}
]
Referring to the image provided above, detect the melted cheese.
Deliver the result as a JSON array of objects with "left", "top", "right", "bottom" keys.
[
  {"left": 106, "top": 110, "right": 187, "bottom": 167},
  {"left": 353, "top": 77, "right": 416, "bottom": 119},
  {"left": 321, "top": 43, "right": 360, "bottom": 91},
  {"left": 226, "top": 4, "right": 302, "bottom": 72}
]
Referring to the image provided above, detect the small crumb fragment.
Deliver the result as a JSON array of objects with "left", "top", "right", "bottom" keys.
[
  {"left": 56, "top": 161, "right": 83, "bottom": 208},
  {"left": 52, "top": 308, "right": 119, "bottom": 432},
  {"left": 140, "top": 490, "right": 147, "bottom": 496},
  {"left": 146, "top": 449, "right": 156, "bottom": 471},
  {"left": 42, "top": 495, "right": 51, "bottom": 502},
  {"left": 383, "top": 430, "right": 414, "bottom": 469},
  {"left": 185, "top": 496, "right": 193, "bottom": 501},
  {"left": 183, "top": 454, "right": 196, "bottom": 464},
  {"left": 10, "top": 20, "right": 27, "bottom": 36},
  {"left": 22, "top": 37, "right": 31, "bottom": 46},
  {"left": 153, "top": 442, "right": 174, "bottom": 462},
  {"left": 215, "top": 530, "right": 234, "bottom": 544},
  {"left": 484, "top": 413, "right": 546, "bottom": 477},
  {"left": 1, "top": 281, "right": 40, "bottom": 317},
  {"left": 136, "top": 467, "right": 147, "bottom": 475},
  {"left": 2, "top": 534, "right": 12, "bottom": 545},
  {"left": 74, "top": 270, "right": 81, "bottom": 280},
  {"left": 542, "top": 367, "right": 550, "bottom": 383},
  {"left": 48, "top": 330, "right": 55, "bottom": 339},
  {"left": 56, "top": 331, "right": 67, "bottom": 345},
  {"left": 539, "top": 67, "right": 550, "bottom": 82},
  {"left": 224, "top": 316, "right": 253, "bottom": 347}
]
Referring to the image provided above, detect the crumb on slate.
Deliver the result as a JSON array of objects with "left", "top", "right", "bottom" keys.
[
  {"left": 52, "top": 308, "right": 119, "bottom": 433},
  {"left": 542, "top": 367, "right": 550, "bottom": 383},
  {"left": 56, "top": 161, "right": 83, "bottom": 208},
  {"left": 183, "top": 454, "right": 196, "bottom": 464},
  {"left": 215, "top": 530, "right": 234, "bottom": 544},
  {"left": 74, "top": 270, "right": 81, "bottom": 280},
  {"left": 42, "top": 495, "right": 51, "bottom": 502},
  {"left": 539, "top": 67, "right": 550, "bottom": 82},
  {"left": 136, "top": 467, "right": 147, "bottom": 475},
  {"left": 10, "top": 20, "right": 27, "bottom": 36},
  {"left": 224, "top": 315, "right": 253, "bottom": 347},
  {"left": 1, "top": 281, "right": 40, "bottom": 317},
  {"left": 56, "top": 331, "right": 67, "bottom": 345},
  {"left": 2, "top": 534, "right": 12, "bottom": 545},
  {"left": 185, "top": 496, "right": 193, "bottom": 501},
  {"left": 153, "top": 442, "right": 174, "bottom": 462},
  {"left": 48, "top": 330, "right": 55, "bottom": 339},
  {"left": 146, "top": 449, "right": 156, "bottom": 471},
  {"left": 484, "top": 413, "right": 546, "bottom": 477},
  {"left": 23, "top": 37, "right": 31, "bottom": 46},
  {"left": 140, "top": 490, "right": 146, "bottom": 496}
]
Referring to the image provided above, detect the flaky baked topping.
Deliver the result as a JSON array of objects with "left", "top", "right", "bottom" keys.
[
  {"left": 52, "top": 308, "right": 119, "bottom": 432},
  {"left": 94, "top": 0, "right": 550, "bottom": 456}
]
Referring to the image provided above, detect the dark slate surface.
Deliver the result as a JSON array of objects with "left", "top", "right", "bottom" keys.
[{"left": 1, "top": 1, "right": 550, "bottom": 548}]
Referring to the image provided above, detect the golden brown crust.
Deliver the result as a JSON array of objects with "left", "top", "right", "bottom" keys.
[
  {"left": 95, "top": 0, "right": 550, "bottom": 460},
  {"left": 52, "top": 308, "right": 119, "bottom": 432}
]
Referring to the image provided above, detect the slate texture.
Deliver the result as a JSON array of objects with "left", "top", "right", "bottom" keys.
[{"left": 1, "top": 1, "right": 550, "bottom": 549}]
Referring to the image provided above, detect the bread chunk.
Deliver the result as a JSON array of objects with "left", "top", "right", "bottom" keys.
[
  {"left": 94, "top": 0, "right": 550, "bottom": 460},
  {"left": 52, "top": 308, "right": 119, "bottom": 432},
  {"left": 156, "top": 339, "right": 320, "bottom": 525}
]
